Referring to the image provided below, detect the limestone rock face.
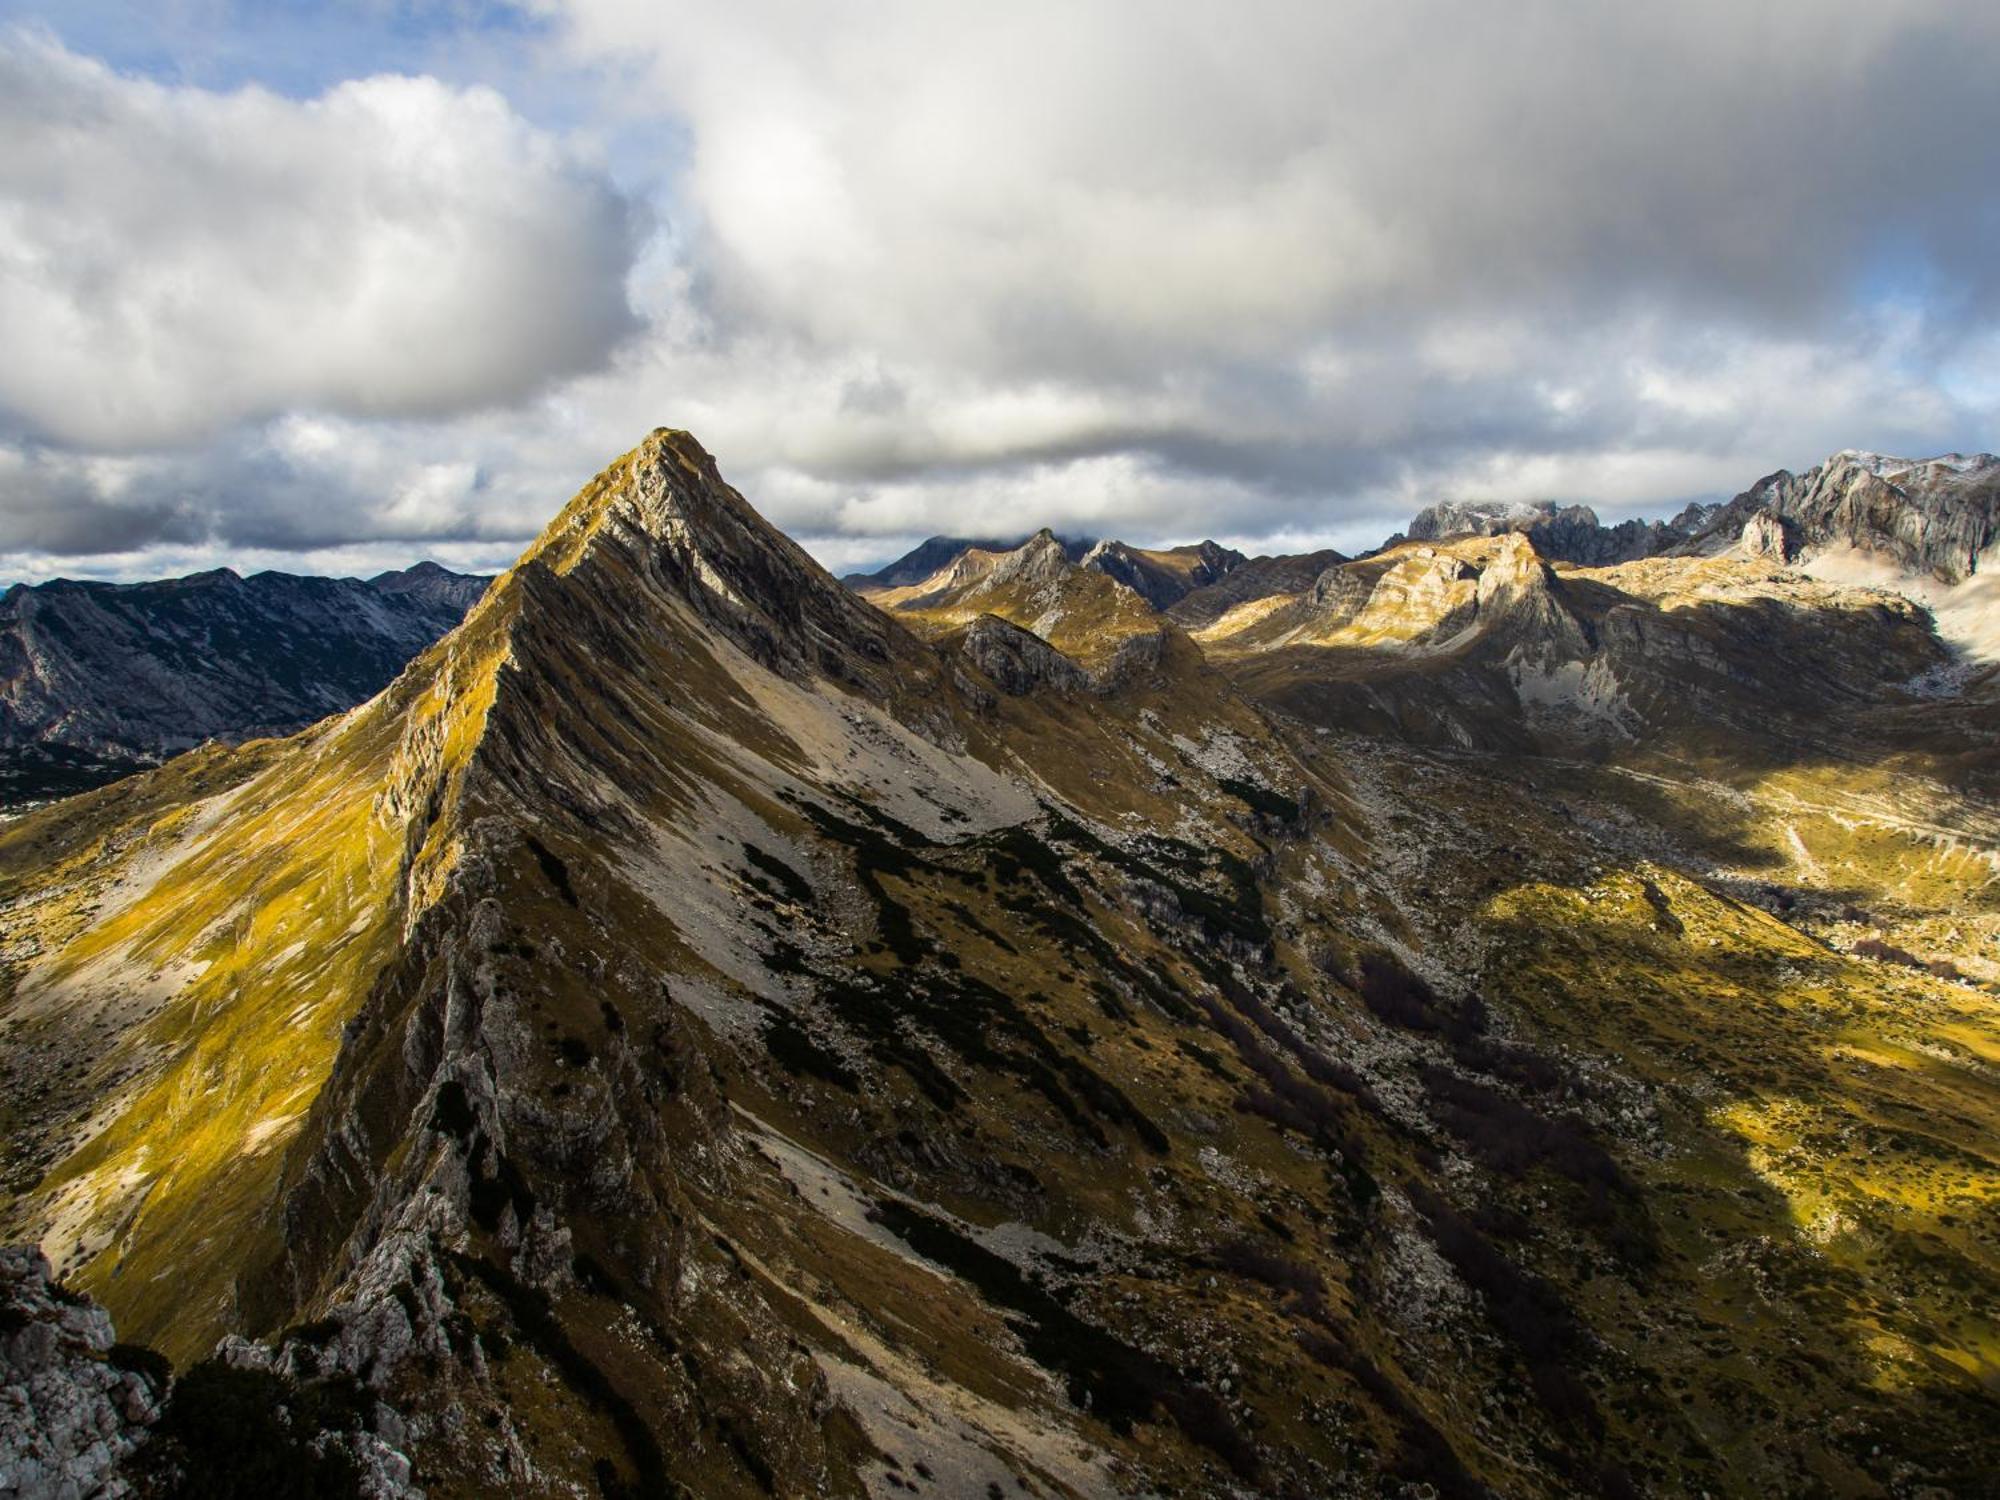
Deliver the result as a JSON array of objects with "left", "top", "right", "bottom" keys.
[
  {"left": 1686, "top": 449, "right": 2000, "bottom": 582},
  {"left": 866, "top": 524, "right": 1177, "bottom": 679},
  {"left": 1168, "top": 548, "right": 1347, "bottom": 627},
  {"left": 956, "top": 614, "right": 1090, "bottom": 696},
  {"left": 1305, "top": 562, "right": 1370, "bottom": 623},
  {"left": 530, "top": 428, "right": 906, "bottom": 689},
  {"left": 984, "top": 529, "right": 1078, "bottom": 591},
  {"left": 1080, "top": 539, "right": 1245, "bottom": 609},
  {"left": 0, "top": 1247, "right": 160, "bottom": 1500},
  {"left": 1740, "top": 509, "right": 1800, "bottom": 562},
  {"left": 1407, "top": 499, "right": 1556, "bottom": 542},
  {"left": 1474, "top": 533, "right": 1594, "bottom": 660},
  {"left": 1348, "top": 549, "right": 1482, "bottom": 641}
]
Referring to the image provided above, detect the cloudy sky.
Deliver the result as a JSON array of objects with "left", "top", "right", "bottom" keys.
[{"left": 2, "top": 1, "right": 1997, "bottom": 582}]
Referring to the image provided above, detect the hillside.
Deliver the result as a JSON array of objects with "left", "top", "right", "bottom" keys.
[{"left": 0, "top": 431, "right": 1993, "bottom": 1498}]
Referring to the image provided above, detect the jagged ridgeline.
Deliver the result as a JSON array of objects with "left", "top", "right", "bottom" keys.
[
  {"left": 0, "top": 562, "right": 491, "bottom": 803},
  {"left": 0, "top": 430, "right": 1995, "bottom": 1498}
]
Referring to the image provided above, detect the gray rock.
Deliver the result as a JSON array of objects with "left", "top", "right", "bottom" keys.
[
  {"left": 1740, "top": 510, "right": 1800, "bottom": 562},
  {"left": 1406, "top": 497, "right": 1718, "bottom": 566},
  {"left": 1080, "top": 538, "right": 1245, "bottom": 608},
  {"left": 1685, "top": 450, "right": 2000, "bottom": 582},
  {"left": 0, "top": 1247, "right": 160, "bottom": 1500},
  {"left": 0, "top": 562, "right": 490, "bottom": 799},
  {"left": 956, "top": 615, "right": 1090, "bottom": 696},
  {"left": 841, "top": 535, "right": 1023, "bottom": 590}
]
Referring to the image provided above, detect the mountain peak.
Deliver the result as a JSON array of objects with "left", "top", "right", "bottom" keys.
[
  {"left": 986, "top": 527, "right": 1077, "bottom": 587},
  {"left": 521, "top": 428, "right": 741, "bottom": 574},
  {"left": 1683, "top": 446, "right": 2000, "bottom": 583},
  {"left": 843, "top": 534, "right": 1023, "bottom": 590},
  {"left": 509, "top": 426, "right": 904, "bottom": 688},
  {"left": 1828, "top": 448, "right": 2000, "bottom": 480},
  {"left": 1408, "top": 498, "right": 1561, "bottom": 541},
  {"left": 1080, "top": 537, "right": 1246, "bottom": 608},
  {"left": 1406, "top": 497, "right": 1715, "bottom": 567}
]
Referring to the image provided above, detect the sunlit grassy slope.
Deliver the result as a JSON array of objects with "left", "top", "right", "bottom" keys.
[{"left": 0, "top": 553, "right": 526, "bottom": 1362}]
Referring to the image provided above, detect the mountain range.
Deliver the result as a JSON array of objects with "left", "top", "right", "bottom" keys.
[
  {"left": 0, "top": 431, "right": 1994, "bottom": 1498},
  {"left": 0, "top": 562, "right": 490, "bottom": 804}
]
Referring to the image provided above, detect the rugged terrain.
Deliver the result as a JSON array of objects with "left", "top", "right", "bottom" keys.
[
  {"left": 0, "top": 432, "right": 1994, "bottom": 1497},
  {"left": 1396, "top": 499, "right": 1719, "bottom": 567},
  {"left": 0, "top": 562, "right": 490, "bottom": 804}
]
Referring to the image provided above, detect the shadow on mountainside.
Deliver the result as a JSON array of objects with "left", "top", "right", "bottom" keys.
[{"left": 1465, "top": 873, "right": 2000, "bottom": 1492}]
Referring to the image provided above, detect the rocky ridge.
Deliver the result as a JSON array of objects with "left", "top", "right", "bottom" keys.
[
  {"left": 1077, "top": 539, "right": 1245, "bottom": 609},
  {"left": 843, "top": 533, "right": 1094, "bottom": 591},
  {"left": 1684, "top": 448, "right": 2000, "bottom": 582},
  {"left": 1401, "top": 498, "right": 1720, "bottom": 566}
]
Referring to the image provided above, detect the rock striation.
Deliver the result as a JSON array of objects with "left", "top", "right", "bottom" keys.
[{"left": 1684, "top": 449, "right": 2000, "bottom": 582}]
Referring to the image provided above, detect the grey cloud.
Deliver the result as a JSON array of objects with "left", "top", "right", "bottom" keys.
[
  {"left": 0, "top": 452, "right": 209, "bottom": 554},
  {"left": 503, "top": 0, "right": 1998, "bottom": 555},
  {"left": 553, "top": 1, "right": 2000, "bottom": 379},
  {"left": 9, "top": 4, "right": 2000, "bottom": 577}
]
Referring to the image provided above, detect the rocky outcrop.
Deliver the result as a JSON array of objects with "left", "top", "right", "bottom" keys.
[
  {"left": 1304, "top": 562, "right": 1370, "bottom": 624},
  {"left": 955, "top": 614, "right": 1091, "bottom": 695},
  {"left": 982, "top": 528, "right": 1079, "bottom": 591},
  {"left": 1474, "top": 533, "right": 1594, "bottom": 659},
  {"left": 1685, "top": 450, "right": 2000, "bottom": 582},
  {"left": 1740, "top": 509, "right": 1800, "bottom": 562},
  {"left": 0, "top": 1247, "right": 161, "bottom": 1500},
  {"left": 1405, "top": 498, "right": 1718, "bottom": 566},
  {"left": 1168, "top": 549, "right": 1347, "bottom": 627},
  {"left": 531, "top": 428, "right": 918, "bottom": 694},
  {"left": 1347, "top": 549, "right": 1483, "bottom": 641},
  {"left": 1408, "top": 499, "right": 1559, "bottom": 542}
]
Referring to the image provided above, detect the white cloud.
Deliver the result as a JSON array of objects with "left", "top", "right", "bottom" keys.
[{"left": 0, "top": 30, "right": 641, "bottom": 449}]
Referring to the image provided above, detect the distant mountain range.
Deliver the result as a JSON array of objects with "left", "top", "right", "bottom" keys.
[
  {"left": 0, "top": 561, "right": 489, "bottom": 802},
  {"left": 1683, "top": 448, "right": 2000, "bottom": 581},
  {"left": 9, "top": 446, "right": 1993, "bottom": 813},
  {"left": 1397, "top": 497, "right": 1722, "bottom": 565},
  {"left": 841, "top": 533, "right": 1096, "bottom": 589}
]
